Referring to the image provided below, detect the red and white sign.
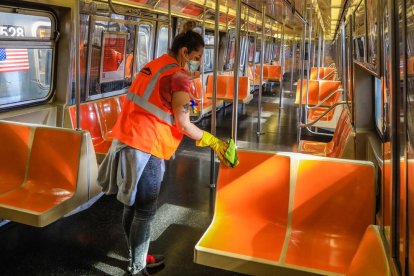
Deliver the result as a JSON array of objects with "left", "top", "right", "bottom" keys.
[{"left": 100, "top": 32, "right": 127, "bottom": 83}]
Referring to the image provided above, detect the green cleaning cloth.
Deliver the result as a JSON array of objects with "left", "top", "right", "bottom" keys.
[{"left": 224, "top": 138, "right": 239, "bottom": 168}]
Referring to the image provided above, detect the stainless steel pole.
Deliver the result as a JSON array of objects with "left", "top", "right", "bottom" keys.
[
  {"left": 341, "top": 20, "right": 347, "bottom": 102},
  {"left": 290, "top": 37, "right": 296, "bottom": 94},
  {"left": 304, "top": 7, "right": 312, "bottom": 126},
  {"left": 317, "top": 32, "right": 322, "bottom": 80},
  {"left": 279, "top": 20, "right": 285, "bottom": 107},
  {"left": 210, "top": 0, "right": 220, "bottom": 189},
  {"left": 297, "top": 3, "right": 308, "bottom": 145},
  {"left": 321, "top": 33, "right": 325, "bottom": 67},
  {"left": 168, "top": 0, "right": 172, "bottom": 47},
  {"left": 232, "top": 0, "right": 242, "bottom": 143},
  {"left": 75, "top": 0, "right": 81, "bottom": 129},
  {"left": 257, "top": 2, "right": 265, "bottom": 135}
]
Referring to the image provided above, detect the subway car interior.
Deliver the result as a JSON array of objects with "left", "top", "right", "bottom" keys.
[{"left": 0, "top": 0, "right": 412, "bottom": 275}]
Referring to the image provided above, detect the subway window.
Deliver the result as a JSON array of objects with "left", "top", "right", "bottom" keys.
[
  {"left": 156, "top": 26, "right": 168, "bottom": 58},
  {"left": 137, "top": 23, "right": 152, "bottom": 71},
  {"left": 0, "top": 8, "right": 55, "bottom": 108},
  {"left": 203, "top": 33, "right": 214, "bottom": 72}
]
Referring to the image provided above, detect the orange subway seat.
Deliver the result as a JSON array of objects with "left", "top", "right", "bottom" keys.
[
  {"left": 295, "top": 79, "right": 320, "bottom": 105},
  {"left": 318, "top": 80, "right": 342, "bottom": 105},
  {"left": 323, "top": 67, "right": 336, "bottom": 80},
  {"left": 197, "top": 151, "right": 290, "bottom": 261},
  {"left": 0, "top": 127, "right": 81, "bottom": 213},
  {"left": 310, "top": 67, "right": 324, "bottom": 80},
  {"left": 0, "top": 123, "right": 31, "bottom": 195},
  {"left": 285, "top": 159, "right": 374, "bottom": 274},
  {"left": 207, "top": 75, "right": 252, "bottom": 103},
  {"left": 191, "top": 78, "right": 223, "bottom": 115},
  {"left": 206, "top": 75, "right": 229, "bottom": 99},
  {"left": 266, "top": 65, "right": 282, "bottom": 80},
  {"left": 68, "top": 104, "right": 110, "bottom": 154},
  {"left": 95, "top": 97, "right": 121, "bottom": 141},
  {"left": 195, "top": 152, "right": 375, "bottom": 275},
  {"left": 226, "top": 76, "right": 251, "bottom": 103},
  {"left": 347, "top": 225, "right": 390, "bottom": 276},
  {"left": 308, "top": 107, "right": 335, "bottom": 121},
  {"left": 299, "top": 108, "right": 352, "bottom": 158}
]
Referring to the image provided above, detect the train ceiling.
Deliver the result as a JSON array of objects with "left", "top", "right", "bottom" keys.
[{"left": 109, "top": 0, "right": 347, "bottom": 39}]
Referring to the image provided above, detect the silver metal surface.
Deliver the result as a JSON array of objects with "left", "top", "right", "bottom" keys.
[
  {"left": 168, "top": 0, "right": 171, "bottom": 48},
  {"left": 341, "top": 20, "right": 347, "bottom": 103},
  {"left": 210, "top": 0, "right": 220, "bottom": 188},
  {"left": 279, "top": 20, "right": 285, "bottom": 107},
  {"left": 75, "top": 0, "right": 81, "bottom": 130},
  {"left": 257, "top": 2, "right": 265, "bottom": 135},
  {"left": 297, "top": 2, "right": 308, "bottom": 145},
  {"left": 231, "top": 0, "right": 242, "bottom": 144},
  {"left": 290, "top": 38, "right": 296, "bottom": 94}
]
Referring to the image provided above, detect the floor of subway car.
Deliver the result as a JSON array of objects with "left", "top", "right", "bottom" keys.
[{"left": 0, "top": 83, "right": 298, "bottom": 276}]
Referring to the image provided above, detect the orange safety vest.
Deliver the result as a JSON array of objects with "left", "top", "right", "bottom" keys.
[{"left": 111, "top": 54, "right": 185, "bottom": 160}]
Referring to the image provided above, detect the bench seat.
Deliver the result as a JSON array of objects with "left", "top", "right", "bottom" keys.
[
  {"left": 0, "top": 121, "right": 99, "bottom": 227},
  {"left": 299, "top": 108, "right": 352, "bottom": 158},
  {"left": 195, "top": 151, "right": 375, "bottom": 275}
]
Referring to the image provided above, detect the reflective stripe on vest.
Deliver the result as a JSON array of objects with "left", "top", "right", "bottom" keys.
[{"left": 127, "top": 63, "right": 179, "bottom": 125}]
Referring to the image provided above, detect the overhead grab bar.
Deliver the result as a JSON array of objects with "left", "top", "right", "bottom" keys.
[{"left": 106, "top": 0, "right": 169, "bottom": 22}]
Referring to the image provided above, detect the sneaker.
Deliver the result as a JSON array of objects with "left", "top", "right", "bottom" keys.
[{"left": 146, "top": 254, "right": 165, "bottom": 268}]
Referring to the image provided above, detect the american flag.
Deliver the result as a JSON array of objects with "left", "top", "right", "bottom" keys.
[{"left": 0, "top": 48, "right": 30, "bottom": 73}]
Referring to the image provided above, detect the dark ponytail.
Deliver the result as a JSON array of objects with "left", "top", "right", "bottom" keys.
[{"left": 170, "top": 21, "right": 205, "bottom": 55}]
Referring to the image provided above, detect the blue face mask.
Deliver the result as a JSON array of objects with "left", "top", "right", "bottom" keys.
[{"left": 188, "top": 60, "right": 200, "bottom": 72}]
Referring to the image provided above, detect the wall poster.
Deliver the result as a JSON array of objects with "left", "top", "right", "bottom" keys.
[{"left": 100, "top": 32, "right": 127, "bottom": 83}]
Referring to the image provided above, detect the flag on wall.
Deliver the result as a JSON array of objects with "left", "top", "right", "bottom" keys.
[{"left": 0, "top": 48, "right": 30, "bottom": 73}]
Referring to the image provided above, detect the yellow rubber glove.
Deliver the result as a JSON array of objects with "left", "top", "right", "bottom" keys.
[{"left": 196, "top": 131, "right": 230, "bottom": 166}]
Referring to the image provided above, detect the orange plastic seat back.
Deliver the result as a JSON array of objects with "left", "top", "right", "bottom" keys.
[
  {"left": 95, "top": 97, "right": 121, "bottom": 140},
  {"left": 318, "top": 80, "right": 341, "bottom": 105},
  {"left": 310, "top": 67, "right": 323, "bottom": 80},
  {"left": 285, "top": 159, "right": 374, "bottom": 273},
  {"left": 69, "top": 104, "right": 103, "bottom": 146},
  {"left": 226, "top": 76, "right": 249, "bottom": 99},
  {"left": 255, "top": 64, "right": 269, "bottom": 79},
  {"left": 0, "top": 123, "right": 31, "bottom": 194},
  {"left": 323, "top": 67, "right": 336, "bottom": 80},
  {"left": 216, "top": 152, "right": 290, "bottom": 225},
  {"left": 0, "top": 128, "right": 83, "bottom": 213},
  {"left": 347, "top": 226, "right": 390, "bottom": 276},
  {"left": 198, "top": 151, "right": 290, "bottom": 261},
  {"left": 206, "top": 75, "right": 228, "bottom": 98},
  {"left": 267, "top": 65, "right": 282, "bottom": 79},
  {"left": 295, "top": 79, "right": 320, "bottom": 105}
]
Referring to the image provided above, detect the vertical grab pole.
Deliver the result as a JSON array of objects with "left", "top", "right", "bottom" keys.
[
  {"left": 257, "top": 2, "right": 265, "bottom": 135},
  {"left": 341, "top": 20, "right": 347, "bottom": 102},
  {"left": 279, "top": 19, "right": 285, "bottom": 107},
  {"left": 168, "top": 0, "right": 172, "bottom": 48},
  {"left": 290, "top": 37, "right": 296, "bottom": 94},
  {"left": 75, "top": 0, "right": 81, "bottom": 130},
  {"left": 304, "top": 7, "right": 312, "bottom": 127},
  {"left": 232, "top": 0, "right": 242, "bottom": 144},
  {"left": 199, "top": 0, "right": 207, "bottom": 118},
  {"left": 321, "top": 33, "right": 325, "bottom": 67},
  {"left": 317, "top": 32, "right": 322, "bottom": 80},
  {"left": 210, "top": 0, "right": 220, "bottom": 189},
  {"left": 244, "top": 6, "right": 249, "bottom": 77},
  {"left": 253, "top": 15, "right": 258, "bottom": 86},
  {"left": 297, "top": 3, "right": 307, "bottom": 145}
]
